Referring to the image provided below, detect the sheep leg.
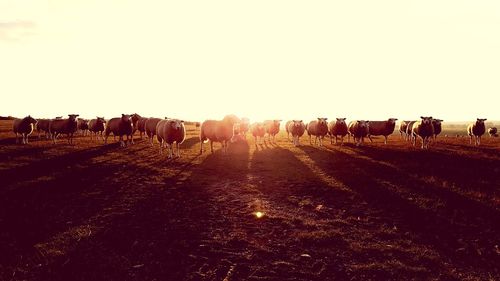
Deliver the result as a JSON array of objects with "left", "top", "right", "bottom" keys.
[
  {"left": 168, "top": 143, "right": 173, "bottom": 159},
  {"left": 176, "top": 142, "right": 181, "bottom": 158},
  {"left": 119, "top": 135, "right": 125, "bottom": 147},
  {"left": 478, "top": 136, "right": 481, "bottom": 146},
  {"left": 368, "top": 135, "right": 373, "bottom": 142},
  {"left": 384, "top": 136, "right": 388, "bottom": 145},
  {"left": 210, "top": 140, "right": 214, "bottom": 153}
]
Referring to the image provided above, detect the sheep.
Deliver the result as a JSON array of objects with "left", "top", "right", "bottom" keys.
[
  {"left": 411, "top": 116, "right": 434, "bottom": 149},
  {"left": 144, "top": 118, "right": 163, "bottom": 146},
  {"left": 200, "top": 114, "right": 240, "bottom": 154},
  {"left": 488, "top": 127, "right": 498, "bottom": 137},
  {"left": 432, "top": 119, "right": 443, "bottom": 139},
  {"left": 104, "top": 114, "right": 134, "bottom": 147},
  {"left": 405, "top": 121, "right": 417, "bottom": 142},
  {"left": 88, "top": 117, "right": 106, "bottom": 141},
  {"left": 328, "top": 118, "right": 348, "bottom": 145},
  {"left": 264, "top": 120, "right": 282, "bottom": 144},
  {"left": 467, "top": 118, "right": 487, "bottom": 146},
  {"left": 287, "top": 120, "right": 306, "bottom": 146},
  {"left": 367, "top": 118, "right": 398, "bottom": 144},
  {"left": 13, "top": 115, "right": 37, "bottom": 144},
  {"left": 348, "top": 120, "right": 370, "bottom": 146},
  {"left": 399, "top": 121, "right": 412, "bottom": 140},
  {"left": 250, "top": 122, "right": 266, "bottom": 147},
  {"left": 239, "top": 118, "right": 250, "bottom": 138},
  {"left": 285, "top": 121, "right": 293, "bottom": 140},
  {"left": 156, "top": 119, "right": 186, "bottom": 158},
  {"left": 35, "top": 118, "right": 51, "bottom": 139},
  {"left": 306, "top": 118, "right": 328, "bottom": 146},
  {"left": 77, "top": 118, "right": 89, "bottom": 136},
  {"left": 49, "top": 114, "right": 79, "bottom": 144},
  {"left": 136, "top": 117, "right": 149, "bottom": 139},
  {"left": 131, "top": 113, "right": 142, "bottom": 136}
]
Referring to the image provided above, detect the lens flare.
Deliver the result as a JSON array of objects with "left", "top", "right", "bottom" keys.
[{"left": 254, "top": 211, "right": 264, "bottom": 219}]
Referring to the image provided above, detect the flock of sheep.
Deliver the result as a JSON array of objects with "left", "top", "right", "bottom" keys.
[{"left": 10, "top": 114, "right": 498, "bottom": 158}]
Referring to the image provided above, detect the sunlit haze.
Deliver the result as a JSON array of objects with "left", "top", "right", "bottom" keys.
[{"left": 1, "top": 0, "right": 499, "bottom": 122}]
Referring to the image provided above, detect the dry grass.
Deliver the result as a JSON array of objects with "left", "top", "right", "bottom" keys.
[{"left": 0, "top": 120, "right": 499, "bottom": 281}]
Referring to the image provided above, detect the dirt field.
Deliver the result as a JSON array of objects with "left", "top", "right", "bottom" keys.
[{"left": 0, "top": 120, "right": 499, "bottom": 281}]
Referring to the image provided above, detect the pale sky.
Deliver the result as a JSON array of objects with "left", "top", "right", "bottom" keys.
[{"left": 1, "top": 0, "right": 499, "bottom": 122}]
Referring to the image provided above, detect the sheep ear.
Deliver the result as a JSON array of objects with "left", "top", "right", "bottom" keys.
[
  {"left": 122, "top": 114, "right": 125, "bottom": 117},
  {"left": 420, "top": 116, "right": 424, "bottom": 119}
]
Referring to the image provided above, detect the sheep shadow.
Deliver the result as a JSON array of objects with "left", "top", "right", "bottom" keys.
[
  {"left": 29, "top": 139, "right": 252, "bottom": 281},
  {"left": 0, "top": 143, "right": 123, "bottom": 188},
  {"left": 298, "top": 145, "right": 500, "bottom": 275},
  {"left": 0, "top": 156, "right": 160, "bottom": 270},
  {"left": 346, "top": 145, "right": 500, "bottom": 205}
]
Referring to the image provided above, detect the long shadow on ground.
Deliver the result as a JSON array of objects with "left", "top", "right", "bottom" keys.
[{"left": 299, "top": 145, "right": 499, "bottom": 279}]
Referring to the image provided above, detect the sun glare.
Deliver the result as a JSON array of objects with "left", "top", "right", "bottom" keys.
[{"left": 254, "top": 211, "right": 264, "bottom": 219}]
